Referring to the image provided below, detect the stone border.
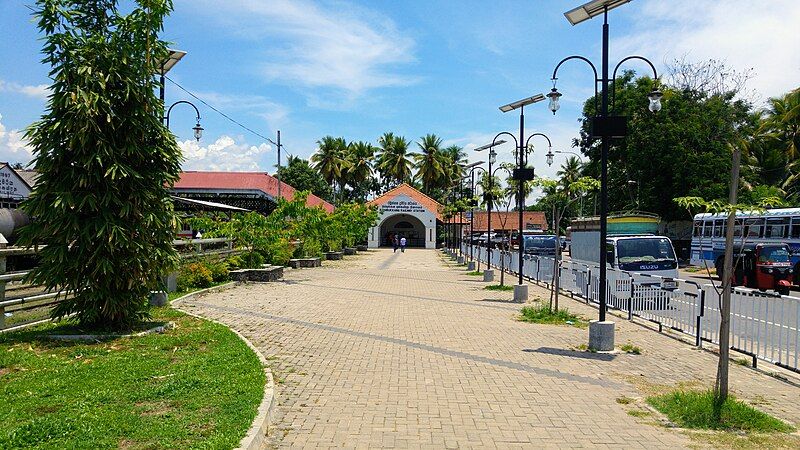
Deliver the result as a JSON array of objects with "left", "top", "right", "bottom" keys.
[
  {"left": 171, "top": 282, "right": 277, "bottom": 450},
  {"left": 47, "top": 321, "right": 175, "bottom": 341}
]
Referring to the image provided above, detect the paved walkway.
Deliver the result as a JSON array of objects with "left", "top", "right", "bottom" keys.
[{"left": 181, "top": 249, "right": 800, "bottom": 448}]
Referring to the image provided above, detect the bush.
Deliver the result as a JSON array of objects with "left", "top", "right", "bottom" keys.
[
  {"left": 225, "top": 255, "right": 243, "bottom": 270},
  {"left": 178, "top": 262, "right": 213, "bottom": 291},
  {"left": 239, "top": 251, "right": 264, "bottom": 269},
  {"left": 206, "top": 260, "right": 230, "bottom": 282},
  {"left": 267, "top": 239, "right": 293, "bottom": 266}
]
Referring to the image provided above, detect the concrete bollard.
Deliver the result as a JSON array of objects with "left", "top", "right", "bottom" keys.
[
  {"left": 483, "top": 269, "right": 494, "bottom": 282},
  {"left": 513, "top": 284, "right": 528, "bottom": 303},
  {"left": 149, "top": 291, "right": 168, "bottom": 307},
  {"left": 589, "top": 321, "right": 615, "bottom": 351},
  {"left": 457, "top": 255, "right": 465, "bottom": 265},
  {"left": 466, "top": 261, "right": 476, "bottom": 271}
]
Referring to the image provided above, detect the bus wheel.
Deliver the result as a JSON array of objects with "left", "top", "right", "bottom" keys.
[{"left": 795, "top": 263, "right": 800, "bottom": 286}]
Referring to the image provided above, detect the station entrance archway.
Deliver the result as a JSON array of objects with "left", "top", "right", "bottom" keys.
[{"left": 379, "top": 214, "right": 426, "bottom": 247}]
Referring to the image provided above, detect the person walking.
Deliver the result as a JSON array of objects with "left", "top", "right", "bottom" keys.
[
  {"left": 400, "top": 236, "right": 407, "bottom": 253},
  {"left": 393, "top": 235, "right": 399, "bottom": 253}
]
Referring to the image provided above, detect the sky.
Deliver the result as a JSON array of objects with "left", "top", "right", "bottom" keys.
[{"left": 1, "top": 0, "right": 799, "bottom": 186}]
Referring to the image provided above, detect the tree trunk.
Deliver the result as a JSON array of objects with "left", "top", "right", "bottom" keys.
[{"left": 715, "top": 143, "right": 741, "bottom": 416}]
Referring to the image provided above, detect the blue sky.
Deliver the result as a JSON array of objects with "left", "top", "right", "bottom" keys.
[{"left": 1, "top": 0, "right": 799, "bottom": 184}]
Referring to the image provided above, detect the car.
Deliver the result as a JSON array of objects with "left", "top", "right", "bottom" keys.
[
  {"left": 511, "top": 230, "right": 546, "bottom": 248},
  {"left": 523, "top": 235, "right": 558, "bottom": 256}
]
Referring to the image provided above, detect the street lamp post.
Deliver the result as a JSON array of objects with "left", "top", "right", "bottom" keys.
[
  {"left": 165, "top": 100, "right": 203, "bottom": 142},
  {"left": 157, "top": 49, "right": 187, "bottom": 108},
  {"left": 494, "top": 93, "right": 547, "bottom": 302},
  {"left": 474, "top": 140, "right": 506, "bottom": 272},
  {"left": 550, "top": 0, "right": 662, "bottom": 350}
]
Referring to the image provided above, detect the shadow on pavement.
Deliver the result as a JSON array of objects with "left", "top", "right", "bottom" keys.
[{"left": 524, "top": 346, "right": 617, "bottom": 361}]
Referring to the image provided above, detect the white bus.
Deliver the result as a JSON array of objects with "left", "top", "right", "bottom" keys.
[{"left": 690, "top": 207, "right": 800, "bottom": 274}]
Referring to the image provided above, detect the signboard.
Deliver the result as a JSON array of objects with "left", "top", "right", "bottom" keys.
[
  {"left": 0, "top": 166, "right": 31, "bottom": 200},
  {"left": 380, "top": 199, "right": 427, "bottom": 214}
]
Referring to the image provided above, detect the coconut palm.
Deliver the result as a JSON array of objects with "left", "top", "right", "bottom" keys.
[
  {"left": 414, "top": 134, "right": 446, "bottom": 194},
  {"left": 312, "top": 136, "right": 349, "bottom": 203},
  {"left": 442, "top": 144, "right": 468, "bottom": 187},
  {"left": 557, "top": 156, "right": 584, "bottom": 188},
  {"left": 376, "top": 133, "right": 413, "bottom": 189},
  {"left": 345, "top": 141, "right": 375, "bottom": 200}
]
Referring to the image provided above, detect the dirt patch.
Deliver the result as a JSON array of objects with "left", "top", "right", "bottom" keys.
[{"left": 135, "top": 401, "right": 176, "bottom": 417}]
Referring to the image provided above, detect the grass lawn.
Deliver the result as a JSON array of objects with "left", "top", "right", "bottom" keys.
[
  {"left": 484, "top": 284, "right": 514, "bottom": 291},
  {"left": 0, "top": 307, "right": 265, "bottom": 449},
  {"left": 465, "top": 271, "right": 483, "bottom": 276},
  {"left": 518, "top": 303, "right": 588, "bottom": 328},
  {"left": 647, "top": 390, "right": 794, "bottom": 433}
]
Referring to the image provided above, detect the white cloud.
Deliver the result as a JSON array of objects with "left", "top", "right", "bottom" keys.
[
  {"left": 0, "top": 113, "right": 35, "bottom": 165},
  {"left": 616, "top": 0, "right": 800, "bottom": 100},
  {"left": 178, "top": 135, "right": 272, "bottom": 171},
  {"left": 0, "top": 80, "right": 50, "bottom": 100},
  {"left": 187, "top": 0, "right": 417, "bottom": 97}
]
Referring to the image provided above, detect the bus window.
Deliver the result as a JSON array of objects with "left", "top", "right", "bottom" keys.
[
  {"left": 765, "top": 217, "right": 789, "bottom": 239},
  {"left": 792, "top": 218, "right": 800, "bottom": 239},
  {"left": 703, "top": 220, "right": 712, "bottom": 237},
  {"left": 713, "top": 220, "right": 723, "bottom": 237},
  {"left": 744, "top": 218, "right": 764, "bottom": 238},
  {"left": 693, "top": 221, "right": 702, "bottom": 237},
  {"left": 734, "top": 219, "right": 743, "bottom": 237}
]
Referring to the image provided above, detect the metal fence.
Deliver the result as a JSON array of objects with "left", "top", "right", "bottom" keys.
[
  {"left": 460, "top": 243, "right": 800, "bottom": 374},
  {"left": 0, "top": 238, "right": 237, "bottom": 331}
]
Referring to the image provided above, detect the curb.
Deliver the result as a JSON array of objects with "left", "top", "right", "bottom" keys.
[{"left": 172, "top": 282, "right": 277, "bottom": 450}]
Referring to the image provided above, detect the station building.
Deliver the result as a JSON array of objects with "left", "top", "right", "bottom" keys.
[{"left": 366, "top": 184, "right": 442, "bottom": 249}]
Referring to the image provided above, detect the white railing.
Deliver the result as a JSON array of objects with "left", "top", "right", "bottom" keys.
[
  {"left": 462, "top": 243, "right": 800, "bottom": 373},
  {"left": 0, "top": 238, "right": 237, "bottom": 331}
]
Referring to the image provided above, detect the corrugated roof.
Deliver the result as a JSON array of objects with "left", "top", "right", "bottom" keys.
[
  {"left": 368, "top": 183, "right": 443, "bottom": 221},
  {"left": 173, "top": 171, "right": 335, "bottom": 213}
]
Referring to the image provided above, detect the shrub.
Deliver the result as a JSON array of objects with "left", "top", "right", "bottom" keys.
[
  {"left": 225, "top": 255, "right": 243, "bottom": 270},
  {"left": 267, "top": 239, "right": 293, "bottom": 266},
  {"left": 207, "top": 260, "right": 229, "bottom": 282},
  {"left": 178, "top": 262, "right": 213, "bottom": 291},
  {"left": 239, "top": 251, "right": 264, "bottom": 269}
]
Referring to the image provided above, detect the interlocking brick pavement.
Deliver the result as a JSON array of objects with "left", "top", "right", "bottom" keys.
[{"left": 181, "top": 249, "right": 800, "bottom": 448}]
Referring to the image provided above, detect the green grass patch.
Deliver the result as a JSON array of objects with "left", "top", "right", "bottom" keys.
[
  {"left": 0, "top": 307, "right": 265, "bottom": 449},
  {"left": 465, "top": 271, "right": 483, "bottom": 276},
  {"left": 518, "top": 304, "right": 588, "bottom": 327},
  {"left": 647, "top": 391, "right": 794, "bottom": 433},
  {"left": 620, "top": 343, "right": 642, "bottom": 354},
  {"left": 484, "top": 284, "right": 514, "bottom": 291}
]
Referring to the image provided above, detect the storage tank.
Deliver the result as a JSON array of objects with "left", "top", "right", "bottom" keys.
[{"left": 0, "top": 208, "right": 30, "bottom": 241}]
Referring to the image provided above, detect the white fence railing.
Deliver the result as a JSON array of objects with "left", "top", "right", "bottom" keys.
[
  {"left": 0, "top": 238, "right": 237, "bottom": 331},
  {"left": 459, "top": 243, "right": 800, "bottom": 373}
]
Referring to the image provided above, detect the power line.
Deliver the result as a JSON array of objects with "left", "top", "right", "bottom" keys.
[{"left": 164, "top": 75, "right": 280, "bottom": 147}]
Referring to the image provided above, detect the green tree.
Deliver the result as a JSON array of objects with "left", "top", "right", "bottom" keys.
[
  {"left": 19, "top": 0, "right": 182, "bottom": 328},
  {"left": 414, "top": 134, "right": 446, "bottom": 195},
  {"left": 376, "top": 133, "right": 413, "bottom": 190},
  {"left": 344, "top": 141, "right": 375, "bottom": 202},
  {"left": 277, "top": 155, "right": 333, "bottom": 202},
  {"left": 312, "top": 136, "right": 349, "bottom": 203},
  {"left": 576, "top": 71, "right": 754, "bottom": 220}
]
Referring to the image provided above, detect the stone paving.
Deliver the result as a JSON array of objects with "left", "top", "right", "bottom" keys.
[{"left": 181, "top": 249, "right": 800, "bottom": 449}]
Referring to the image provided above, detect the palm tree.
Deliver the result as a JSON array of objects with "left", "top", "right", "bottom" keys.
[
  {"left": 376, "top": 133, "right": 413, "bottom": 189},
  {"left": 557, "top": 156, "right": 583, "bottom": 187},
  {"left": 442, "top": 144, "right": 468, "bottom": 188},
  {"left": 312, "top": 136, "right": 348, "bottom": 203},
  {"left": 477, "top": 172, "right": 504, "bottom": 210},
  {"left": 414, "top": 134, "right": 446, "bottom": 194},
  {"left": 345, "top": 141, "right": 375, "bottom": 200}
]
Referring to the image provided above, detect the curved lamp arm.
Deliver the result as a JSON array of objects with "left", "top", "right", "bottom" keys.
[
  {"left": 523, "top": 132, "right": 552, "bottom": 166},
  {"left": 611, "top": 55, "right": 659, "bottom": 112},
  {"left": 551, "top": 55, "right": 600, "bottom": 112},
  {"left": 165, "top": 100, "right": 201, "bottom": 127}
]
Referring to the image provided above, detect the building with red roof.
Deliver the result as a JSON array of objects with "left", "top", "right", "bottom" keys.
[
  {"left": 172, "top": 171, "right": 334, "bottom": 215},
  {"left": 366, "top": 183, "right": 442, "bottom": 248}
]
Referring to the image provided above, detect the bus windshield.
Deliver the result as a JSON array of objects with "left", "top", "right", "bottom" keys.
[
  {"left": 759, "top": 246, "right": 790, "bottom": 263},
  {"left": 616, "top": 238, "right": 676, "bottom": 264}
]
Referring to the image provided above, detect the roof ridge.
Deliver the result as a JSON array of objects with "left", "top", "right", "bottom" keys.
[{"left": 371, "top": 182, "right": 442, "bottom": 207}]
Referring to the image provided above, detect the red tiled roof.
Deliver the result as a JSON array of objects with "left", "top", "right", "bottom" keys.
[
  {"left": 173, "top": 171, "right": 335, "bottom": 213},
  {"left": 466, "top": 211, "right": 548, "bottom": 232},
  {"left": 367, "top": 183, "right": 443, "bottom": 221}
]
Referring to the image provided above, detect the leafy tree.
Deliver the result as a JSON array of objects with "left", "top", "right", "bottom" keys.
[
  {"left": 19, "top": 0, "right": 182, "bottom": 328},
  {"left": 376, "top": 132, "right": 413, "bottom": 190},
  {"left": 414, "top": 134, "right": 446, "bottom": 195},
  {"left": 343, "top": 141, "right": 376, "bottom": 202},
  {"left": 277, "top": 155, "right": 333, "bottom": 202},
  {"left": 576, "top": 70, "right": 755, "bottom": 220},
  {"left": 312, "top": 136, "right": 349, "bottom": 203}
]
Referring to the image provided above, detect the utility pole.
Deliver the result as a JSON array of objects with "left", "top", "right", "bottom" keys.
[{"left": 276, "top": 130, "right": 282, "bottom": 200}]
